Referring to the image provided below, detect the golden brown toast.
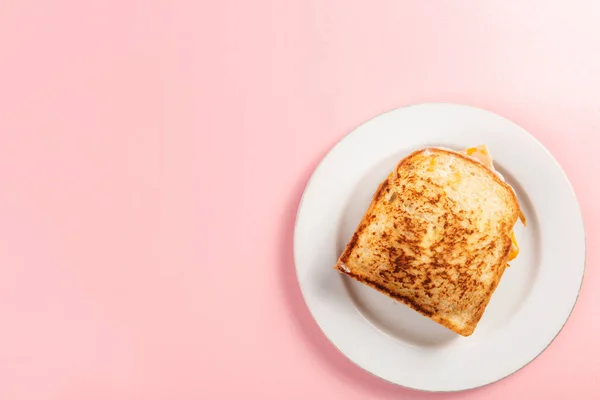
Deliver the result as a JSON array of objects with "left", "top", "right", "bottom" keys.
[{"left": 334, "top": 147, "right": 522, "bottom": 336}]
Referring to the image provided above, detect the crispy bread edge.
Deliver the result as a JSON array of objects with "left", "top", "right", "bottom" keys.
[{"left": 333, "top": 147, "right": 522, "bottom": 337}]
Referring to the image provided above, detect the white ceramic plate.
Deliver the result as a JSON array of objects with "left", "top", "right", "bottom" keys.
[{"left": 293, "top": 103, "right": 585, "bottom": 392}]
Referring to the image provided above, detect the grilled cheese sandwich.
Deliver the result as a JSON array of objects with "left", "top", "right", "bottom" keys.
[{"left": 334, "top": 147, "right": 524, "bottom": 336}]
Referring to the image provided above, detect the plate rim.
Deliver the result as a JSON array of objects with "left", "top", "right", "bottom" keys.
[{"left": 292, "top": 102, "right": 586, "bottom": 392}]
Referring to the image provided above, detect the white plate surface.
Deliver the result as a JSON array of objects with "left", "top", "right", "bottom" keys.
[{"left": 293, "top": 103, "right": 585, "bottom": 392}]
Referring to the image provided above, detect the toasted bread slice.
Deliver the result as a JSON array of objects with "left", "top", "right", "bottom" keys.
[{"left": 334, "top": 147, "right": 522, "bottom": 336}]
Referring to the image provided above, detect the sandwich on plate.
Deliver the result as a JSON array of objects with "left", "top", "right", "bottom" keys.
[{"left": 334, "top": 145, "right": 525, "bottom": 336}]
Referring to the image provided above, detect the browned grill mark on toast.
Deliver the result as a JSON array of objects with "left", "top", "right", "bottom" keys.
[{"left": 339, "top": 178, "right": 390, "bottom": 264}]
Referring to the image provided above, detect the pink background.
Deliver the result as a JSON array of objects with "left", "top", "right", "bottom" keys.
[{"left": 0, "top": 1, "right": 599, "bottom": 399}]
